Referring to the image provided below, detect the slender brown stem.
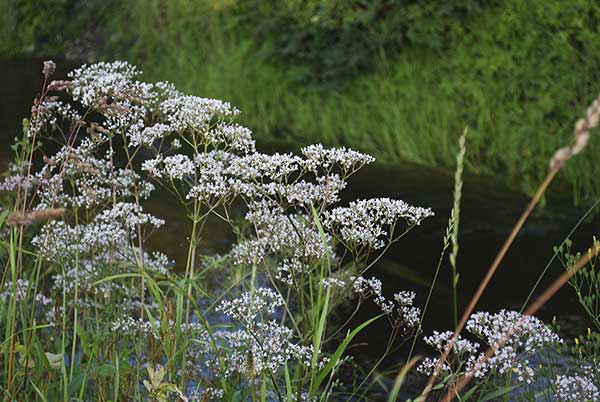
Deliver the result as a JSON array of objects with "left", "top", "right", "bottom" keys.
[
  {"left": 440, "top": 240, "right": 600, "bottom": 402},
  {"left": 422, "top": 166, "right": 559, "bottom": 401}
]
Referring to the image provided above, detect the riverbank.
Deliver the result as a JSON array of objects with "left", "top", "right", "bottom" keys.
[{"left": 4, "top": 1, "right": 600, "bottom": 207}]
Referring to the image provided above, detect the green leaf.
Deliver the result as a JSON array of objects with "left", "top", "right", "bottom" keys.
[
  {"left": 284, "top": 363, "right": 294, "bottom": 402},
  {"left": 311, "top": 315, "right": 381, "bottom": 395},
  {"left": 92, "top": 273, "right": 142, "bottom": 286},
  {"left": 232, "top": 390, "right": 244, "bottom": 402},
  {"left": 478, "top": 386, "right": 516, "bottom": 402},
  {"left": 387, "top": 357, "right": 420, "bottom": 402},
  {"left": 29, "top": 381, "right": 48, "bottom": 402},
  {"left": 45, "top": 352, "right": 63, "bottom": 369}
]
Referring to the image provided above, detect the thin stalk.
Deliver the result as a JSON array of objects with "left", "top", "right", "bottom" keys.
[
  {"left": 441, "top": 240, "right": 600, "bottom": 401},
  {"left": 70, "top": 208, "right": 81, "bottom": 381},
  {"left": 422, "top": 166, "right": 558, "bottom": 401},
  {"left": 520, "top": 197, "right": 600, "bottom": 310}
]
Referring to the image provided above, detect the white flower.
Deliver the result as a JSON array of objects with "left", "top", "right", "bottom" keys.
[
  {"left": 555, "top": 374, "right": 600, "bottom": 402},
  {"left": 420, "top": 310, "right": 562, "bottom": 382},
  {"left": 301, "top": 144, "right": 375, "bottom": 173},
  {"left": 324, "top": 198, "right": 434, "bottom": 249},
  {"left": 160, "top": 94, "right": 239, "bottom": 133},
  {"left": 217, "top": 288, "right": 284, "bottom": 325}
]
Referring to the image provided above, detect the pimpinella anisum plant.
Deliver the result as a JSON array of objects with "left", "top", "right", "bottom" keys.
[{"left": 0, "top": 60, "right": 433, "bottom": 401}]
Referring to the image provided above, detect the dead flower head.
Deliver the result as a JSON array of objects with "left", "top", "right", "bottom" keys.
[
  {"left": 550, "top": 94, "right": 600, "bottom": 171},
  {"left": 43, "top": 60, "right": 56, "bottom": 77},
  {"left": 6, "top": 208, "right": 65, "bottom": 227}
]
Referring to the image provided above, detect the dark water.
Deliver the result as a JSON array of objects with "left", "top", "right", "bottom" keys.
[{"left": 2, "top": 58, "right": 598, "bottom": 387}]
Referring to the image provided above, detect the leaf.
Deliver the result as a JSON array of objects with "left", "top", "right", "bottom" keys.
[
  {"left": 478, "top": 386, "right": 516, "bottom": 402},
  {"left": 148, "top": 364, "right": 166, "bottom": 389},
  {"left": 92, "top": 272, "right": 142, "bottom": 286},
  {"left": 76, "top": 324, "right": 91, "bottom": 357},
  {"left": 97, "top": 364, "right": 115, "bottom": 378},
  {"left": 387, "top": 357, "right": 420, "bottom": 402},
  {"left": 29, "top": 381, "right": 48, "bottom": 402},
  {"left": 284, "top": 363, "right": 294, "bottom": 402},
  {"left": 45, "top": 352, "right": 63, "bottom": 369},
  {"left": 458, "top": 384, "right": 479, "bottom": 401},
  {"left": 311, "top": 315, "right": 381, "bottom": 395},
  {"left": 0, "top": 209, "right": 9, "bottom": 228},
  {"left": 232, "top": 390, "right": 244, "bottom": 402}
]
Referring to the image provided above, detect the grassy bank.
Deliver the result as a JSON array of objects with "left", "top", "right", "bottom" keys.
[{"left": 4, "top": 0, "right": 600, "bottom": 204}]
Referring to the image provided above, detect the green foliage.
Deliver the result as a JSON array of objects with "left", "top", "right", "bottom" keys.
[
  {"left": 559, "top": 238, "right": 600, "bottom": 331},
  {"left": 0, "top": 0, "right": 117, "bottom": 56},
  {"left": 104, "top": 0, "right": 600, "bottom": 204},
  {"left": 5, "top": 0, "right": 600, "bottom": 203},
  {"left": 230, "top": 0, "right": 494, "bottom": 87},
  {"left": 1, "top": 0, "right": 68, "bottom": 55}
]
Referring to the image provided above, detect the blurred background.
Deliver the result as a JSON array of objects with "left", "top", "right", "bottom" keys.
[{"left": 2, "top": 0, "right": 600, "bottom": 204}]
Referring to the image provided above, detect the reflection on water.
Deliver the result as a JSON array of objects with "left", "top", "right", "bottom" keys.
[{"left": 2, "top": 57, "right": 598, "bottom": 369}]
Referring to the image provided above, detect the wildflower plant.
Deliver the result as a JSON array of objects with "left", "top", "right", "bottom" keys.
[{"left": 0, "top": 61, "right": 432, "bottom": 400}]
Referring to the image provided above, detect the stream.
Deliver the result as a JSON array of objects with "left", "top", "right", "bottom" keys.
[{"left": 2, "top": 57, "right": 598, "bottom": 397}]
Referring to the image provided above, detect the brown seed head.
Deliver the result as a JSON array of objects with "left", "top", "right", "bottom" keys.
[
  {"left": 43, "top": 60, "right": 56, "bottom": 77},
  {"left": 6, "top": 208, "right": 65, "bottom": 227},
  {"left": 549, "top": 93, "right": 600, "bottom": 170},
  {"left": 47, "top": 80, "right": 73, "bottom": 92}
]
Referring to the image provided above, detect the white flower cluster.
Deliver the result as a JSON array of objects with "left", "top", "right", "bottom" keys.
[
  {"left": 352, "top": 276, "right": 420, "bottom": 326},
  {"left": 186, "top": 151, "right": 249, "bottom": 203},
  {"left": 129, "top": 123, "right": 171, "bottom": 148},
  {"left": 35, "top": 99, "right": 82, "bottom": 130},
  {"left": 261, "top": 174, "right": 347, "bottom": 207},
  {"left": 68, "top": 61, "right": 149, "bottom": 107},
  {"left": 232, "top": 201, "right": 331, "bottom": 265},
  {"left": 276, "top": 258, "right": 310, "bottom": 285},
  {"left": 227, "top": 152, "right": 302, "bottom": 181},
  {"left": 7, "top": 144, "right": 155, "bottom": 210},
  {"left": 393, "top": 291, "right": 420, "bottom": 327},
  {"left": 160, "top": 94, "right": 239, "bottom": 132},
  {"left": 143, "top": 154, "right": 196, "bottom": 181},
  {"left": 420, "top": 310, "right": 562, "bottom": 383},
  {"left": 418, "top": 331, "right": 480, "bottom": 376},
  {"left": 187, "top": 386, "right": 225, "bottom": 402},
  {"left": 1, "top": 60, "right": 440, "bottom": 395},
  {"left": 216, "top": 288, "right": 315, "bottom": 378},
  {"left": 111, "top": 316, "right": 159, "bottom": 340},
  {"left": 301, "top": 144, "right": 375, "bottom": 173},
  {"left": 466, "top": 310, "right": 562, "bottom": 354},
  {"left": 217, "top": 288, "right": 284, "bottom": 325},
  {"left": 33, "top": 203, "right": 165, "bottom": 267},
  {"left": 322, "top": 277, "right": 347, "bottom": 289},
  {"left": 95, "top": 202, "right": 165, "bottom": 229},
  {"left": 555, "top": 374, "right": 600, "bottom": 402},
  {"left": 324, "top": 198, "right": 434, "bottom": 249},
  {"left": 50, "top": 250, "right": 169, "bottom": 300},
  {"left": 0, "top": 278, "right": 52, "bottom": 306},
  {"left": 111, "top": 317, "right": 207, "bottom": 340},
  {"left": 217, "top": 320, "right": 312, "bottom": 378}
]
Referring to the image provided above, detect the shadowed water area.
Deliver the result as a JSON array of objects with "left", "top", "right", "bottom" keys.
[{"left": 2, "top": 58, "right": 598, "bottom": 396}]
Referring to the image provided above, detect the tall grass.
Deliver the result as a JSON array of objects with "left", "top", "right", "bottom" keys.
[{"left": 106, "top": 0, "right": 600, "bottom": 207}]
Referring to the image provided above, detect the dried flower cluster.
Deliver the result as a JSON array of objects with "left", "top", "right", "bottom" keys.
[{"left": 550, "top": 93, "right": 600, "bottom": 170}]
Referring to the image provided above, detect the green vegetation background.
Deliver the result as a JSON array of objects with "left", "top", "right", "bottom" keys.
[{"left": 3, "top": 0, "right": 600, "bottom": 204}]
